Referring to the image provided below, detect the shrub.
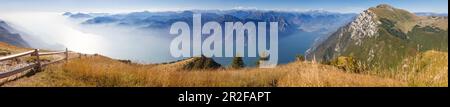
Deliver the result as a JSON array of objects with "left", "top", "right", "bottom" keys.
[
  {"left": 183, "top": 55, "right": 221, "bottom": 70},
  {"left": 118, "top": 59, "right": 132, "bottom": 64},
  {"left": 330, "top": 56, "right": 363, "bottom": 73},
  {"left": 0, "top": 49, "right": 11, "bottom": 56}
]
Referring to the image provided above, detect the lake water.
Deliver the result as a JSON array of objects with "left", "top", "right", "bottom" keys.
[{"left": 213, "top": 30, "right": 321, "bottom": 67}]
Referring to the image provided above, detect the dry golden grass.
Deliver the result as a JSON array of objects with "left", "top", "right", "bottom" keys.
[
  {"left": 1, "top": 42, "right": 446, "bottom": 87},
  {"left": 4, "top": 55, "right": 412, "bottom": 87},
  {"left": 0, "top": 42, "right": 31, "bottom": 55},
  {"left": 277, "top": 63, "right": 405, "bottom": 87},
  {"left": 367, "top": 50, "right": 448, "bottom": 87}
]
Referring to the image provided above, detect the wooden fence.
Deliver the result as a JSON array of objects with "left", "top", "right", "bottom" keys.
[{"left": 0, "top": 48, "right": 69, "bottom": 79}]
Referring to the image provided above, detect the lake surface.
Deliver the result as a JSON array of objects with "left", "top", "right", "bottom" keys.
[{"left": 213, "top": 30, "right": 322, "bottom": 67}]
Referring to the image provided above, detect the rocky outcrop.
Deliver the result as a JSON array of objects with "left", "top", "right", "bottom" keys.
[
  {"left": 346, "top": 10, "right": 380, "bottom": 46},
  {"left": 322, "top": 9, "right": 381, "bottom": 56}
]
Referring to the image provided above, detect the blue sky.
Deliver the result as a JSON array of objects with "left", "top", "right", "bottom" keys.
[{"left": 0, "top": 0, "right": 448, "bottom": 13}]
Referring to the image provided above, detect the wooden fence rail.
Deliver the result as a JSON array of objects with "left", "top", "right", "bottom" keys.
[
  {"left": 0, "top": 50, "right": 35, "bottom": 61},
  {"left": 0, "top": 48, "right": 69, "bottom": 79}
]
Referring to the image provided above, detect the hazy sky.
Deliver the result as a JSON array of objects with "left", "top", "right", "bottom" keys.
[{"left": 0, "top": 0, "right": 448, "bottom": 13}]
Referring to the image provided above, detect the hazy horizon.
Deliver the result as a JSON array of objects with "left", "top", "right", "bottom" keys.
[{"left": 0, "top": 0, "right": 447, "bottom": 13}]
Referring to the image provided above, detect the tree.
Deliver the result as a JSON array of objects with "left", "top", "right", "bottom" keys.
[
  {"left": 256, "top": 52, "right": 269, "bottom": 67},
  {"left": 231, "top": 56, "right": 244, "bottom": 69},
  {"left": 295, "top": 54, "right": 305, "bottom": 62}
]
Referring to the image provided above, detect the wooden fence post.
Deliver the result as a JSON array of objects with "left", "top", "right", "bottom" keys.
[
  {"left": 34, "top": 49, "right": 41, "bottom": 72},
  {"left": 65, "top": 48, "right": 69, "bottom": 61}
]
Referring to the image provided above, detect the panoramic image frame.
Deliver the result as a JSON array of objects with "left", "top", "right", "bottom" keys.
[{"left": 0, "top": 0, "right": 447, "bottom": 105}]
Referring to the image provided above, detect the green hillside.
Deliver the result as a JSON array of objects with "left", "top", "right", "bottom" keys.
[{"left": 308, "top": 4, "right": 448, "bottom": 70}]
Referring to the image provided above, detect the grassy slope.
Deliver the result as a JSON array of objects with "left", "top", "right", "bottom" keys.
[
  {"left": 3, "top": 50, "right": 447, "bottom": 87},
  {"left": 0, "top": 42, "right": 30, "bottom": 53},
  {"left": 369, "top": 50, "right": 448, "bottom": 86},
  {"left": 363, "top": 5, "right": 448, "bottom": 69},
  {"left": 342, "top": 23, "right": 448, "bottom": 69}
]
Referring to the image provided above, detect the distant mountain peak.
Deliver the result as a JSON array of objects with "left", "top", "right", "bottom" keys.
[
  {"left": 369, "top": 4, "right": 419, "bottom": 33},
  {"left": 375, "top": 4, "right": 395, "bottom": 10},
  {"left": 63, "top": 12, "right": 72, "bottom": 16}
]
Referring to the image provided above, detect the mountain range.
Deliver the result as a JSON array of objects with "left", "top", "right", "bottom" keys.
[
  {"left": 66, "top": 10, "right": 356, "bottom": 36},
  {"left": 62, "top": 10, "right": 357, "bottom": 65},
  {"left": 415, "top": 12, "right": 448, "bottom": 17}
]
